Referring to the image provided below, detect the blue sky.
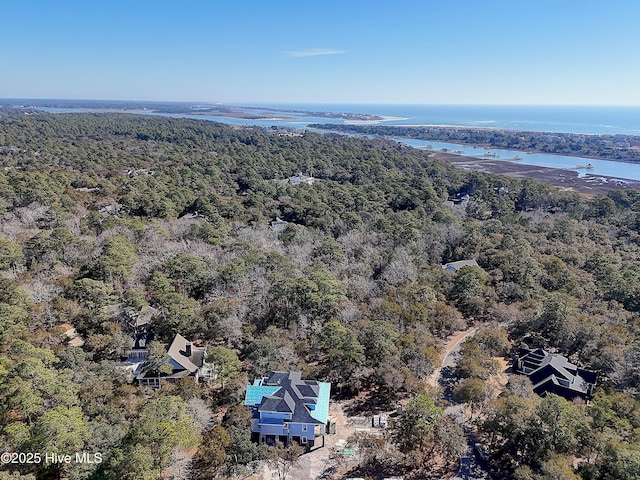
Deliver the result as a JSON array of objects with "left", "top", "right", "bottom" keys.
[{"left": 2, "top": 1, "right": 639, "bottom": 105}]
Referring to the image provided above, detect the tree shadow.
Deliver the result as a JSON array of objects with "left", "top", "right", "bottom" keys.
[
  {"left": 439, "top": 365, "right": 459, "bottom": 403},
  {"left": 342, "top": 389, "right": 399, "bottom": 417}
]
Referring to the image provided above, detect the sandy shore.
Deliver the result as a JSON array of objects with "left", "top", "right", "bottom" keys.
[
  {"left": 434, "top": 152, "right": 640, "bottom": 197},
  {"left": 345, "top": 115, "right": 408, "bottom": 125}
]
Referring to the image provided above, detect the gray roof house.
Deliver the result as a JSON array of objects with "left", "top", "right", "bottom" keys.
[
  {"left": 125, "top": 305, "right": 159, "bottom": 332},
  {"left": 442, "top": 259, "right": 480, "bottom": 272},
  {"left": 245, "top": 371, "right": 331, "bottom": 450},
  {"left": 287, "top": 173, "right": 315, "bottom": 185},
  {"left": 514, "top": 347, "right": 596, "bottom": 400},
  {"left": 270, "top": 217, "right": 289, "bottom": 232}
]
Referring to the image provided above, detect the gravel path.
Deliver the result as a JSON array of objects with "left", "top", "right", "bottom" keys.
[
  {"left": 286, "top": 400, "right": 360, "bottom": 480},
  {"left": 427, "top": 327, "right": 478, "bottom": 388}
]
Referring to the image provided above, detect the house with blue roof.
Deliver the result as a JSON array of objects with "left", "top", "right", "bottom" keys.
[{"left": 244, "top": 371, "right": 331, "bottom": 449}]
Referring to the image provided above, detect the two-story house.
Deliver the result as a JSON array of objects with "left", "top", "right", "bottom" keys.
[
  {"left": 244, "top": 371, "right": 331, "bottom": 450},
  {"left": 123, "top": 333, "right": 208, "bottom": 389},
  {"left": 514, "top": 346, "right": 596, "bottom": 400}
]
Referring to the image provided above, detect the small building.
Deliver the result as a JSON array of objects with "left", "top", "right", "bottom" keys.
[
  {"left": 372, "top": 414, "right": 388, "bottom": 428},
  {"left": 287, "top": 173, "right": 315, "bottom": 185},
  {"left": 445, "top": 192, "right": 470, "bottom": 206},
  {"left": 177, "top": 211, "right": 209, "bottom": 222},
  {"left": 442, "top": 259, "right": 480, "bottom": 272},
  {"left": 125, "top": 305, "right": 159, "bottom": 332},
  {"left": 98, "top": 204, "right": 120, "bottom": 216},
  {"left": 514, "top": 346, "right": 596, "bottom": 400},
  {"left": 270, "top": 217, "right": 289, "bottom": 232},
  {"left": 245, "top": 371, "right": 331, "bottom": 450}
]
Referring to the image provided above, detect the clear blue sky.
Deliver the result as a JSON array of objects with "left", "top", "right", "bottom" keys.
[{"left": 2, "top": 0, "right": 639, "bottom": 105}]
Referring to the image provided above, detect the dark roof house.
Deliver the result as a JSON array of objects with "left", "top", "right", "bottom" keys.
[
  {"left": 244, "top": 371, "right": 331, "bottom": 449},
  {"left": 514, "top": 347, "right": 596, "bottom": 400}
]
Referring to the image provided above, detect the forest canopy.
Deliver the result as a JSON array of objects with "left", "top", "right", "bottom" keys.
[{"left": 1, "top": 113, "right": 640, "bottom": 479}]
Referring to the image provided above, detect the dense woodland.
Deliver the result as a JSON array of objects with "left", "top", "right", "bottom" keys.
[
  {"left": 1, "top": 113, "right": 640, "bottom": 479},
  {"left": 311, "top": 123, "right": 640, "bottom": 163}
]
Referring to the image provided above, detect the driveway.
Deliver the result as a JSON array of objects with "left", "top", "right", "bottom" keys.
[{"left": 433, "top": 327, "right": 494, "bottom": 480}]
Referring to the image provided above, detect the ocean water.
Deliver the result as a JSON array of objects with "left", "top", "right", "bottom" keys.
[
  {"left": 39, "top": 104, "right": 640, "bottom": 180},
  {"left": 215, "top": 104, "right": 640, "bottom": 180},
  {"left": 242, "top": 104, "right": 640, "bottom": 136},
  {"left": 41, "top": 104, "right": 640, "bottom": 135}
]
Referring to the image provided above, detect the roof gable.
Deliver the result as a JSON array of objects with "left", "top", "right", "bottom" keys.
[
  {"left": 167, "top": 333, "right": 204, "bottom": 372},
  {"left": 245, "top": 371, "right": 331, "bottom": 425},
  {"left": 516, "top": 348, "right": 595, "bottom": 399}
]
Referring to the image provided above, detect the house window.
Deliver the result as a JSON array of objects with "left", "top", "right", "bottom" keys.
[
  {"left": 302, "top": 425, "right": 307, "bottom": 431},
  {"left": 301, "top": 437, "right": 307, "bottom": 444}
]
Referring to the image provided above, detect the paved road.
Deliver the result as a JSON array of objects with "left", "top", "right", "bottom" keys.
[{"left": 452, "top": 444, "right": 491, "bottom": 480}]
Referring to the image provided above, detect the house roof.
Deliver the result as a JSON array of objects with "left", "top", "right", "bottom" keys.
[
  {"left": 245, "top": 371, "right": 331, "bottom": 425},
  {"left": 261, "top": 390, "right": 297, "bottom": 413},
  {"left": 442, "top": 260, "right": 479, "bottom": 272},
  {"left": 288, "top": 173, "right": 314, "bottom": 185},
  {"left": 58, "top": 323, "right": 85, "bottom": 347},
  {"left": 245, "top": 386, "right": 281, "bottom": 406},
  {"left": 270, "top": 217, "right": 288, "bottom": 232},
  {"left": 310, "top": 381, "right": 331, "bottom": 424},
  {"left": 529, "top": 354, "right": 577, "bottom": 383},
  {"left": 131, "top": 305, "right": 159, "bottom": 327},
  {"left": 167, "top": 333, "right": 205, "bottom": 372},
  {"left": 135, "top": 333, "right": 205, "bottom": 382},
  {"left": 516, "top": 347, "right": 595, "bottom": 398}
]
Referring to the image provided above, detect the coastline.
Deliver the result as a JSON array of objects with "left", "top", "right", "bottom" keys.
[
  {"left": 397, "top": 123, "right": 619, "bottom": 136},
  {"left": 433, "top": 151, "right": 640, "bottom": 197},
  {"left": 344, "top": 115, "right": 408, "bottom": 125},
  {"left": 412, "top": 139, "right": 640, "bottom": 166},
  {"left": 179, "top": 110, "right": 295, "bottom": 121},
  {"left": 310, "top": 123, "right": 640, "bottom": 168}
]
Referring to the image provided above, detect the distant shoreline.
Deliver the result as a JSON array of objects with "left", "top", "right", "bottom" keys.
[
  {"left": 433, "top": 151, "right": 640, "bottom": 197},
  {"left": 311, "top": 123, "right": 640, "bottom": 165},
  {"left": 344, "top": 115, "right": 408, "bottom": 125},
  {"left": 4, "top": 100, "right": 640, "bottom": 135}
]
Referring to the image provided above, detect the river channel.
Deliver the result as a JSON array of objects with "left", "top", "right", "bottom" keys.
[{"left": 394, "top": 138, "right": 640, "bottom": 181}]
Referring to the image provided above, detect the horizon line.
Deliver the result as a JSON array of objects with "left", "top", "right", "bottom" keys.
[{"left": 2, "top": 97, "right": 640, "bottom": 108}]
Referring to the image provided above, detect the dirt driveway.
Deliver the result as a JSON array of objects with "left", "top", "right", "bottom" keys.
[
  {"left": 252, "top": 399, "right": 364, "bottom": 480},
  {"left": 426, "top": 327, "right": 477, "bottom": 388},
  {"left": 287, "top": 399, "right": 366, "bottom": 480}
]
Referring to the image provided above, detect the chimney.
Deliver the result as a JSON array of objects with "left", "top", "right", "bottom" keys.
[{"left": 185, "top": 343, "right": 192, "bottom": 357}]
